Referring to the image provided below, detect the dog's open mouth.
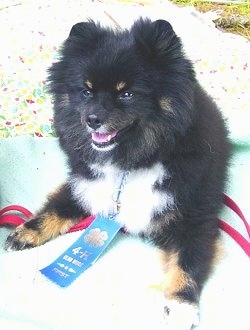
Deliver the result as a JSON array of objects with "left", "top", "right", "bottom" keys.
[
  {"left": 91, "top": 131, "right": 118, "bottom": 149},
  {"left": 91, "top": 124, "right": 134, "bottom": 150}
]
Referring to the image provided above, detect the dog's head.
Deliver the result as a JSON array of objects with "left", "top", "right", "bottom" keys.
[{"left": 49, "top": 18, "right": 195, "bottom": 168}]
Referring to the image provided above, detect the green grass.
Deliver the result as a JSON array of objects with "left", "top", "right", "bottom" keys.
[{"left": 171, "top": 0, "right": 250, "bottom": 40}]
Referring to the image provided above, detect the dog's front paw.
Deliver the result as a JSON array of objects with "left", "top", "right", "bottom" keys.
[
  {"left": 5, "top": 214, "right": 74, "bottom": 251},
  {"left": 5, "top": 224, "right": 40, "bottom": 251},
  {"left": 164, "top": 300, "right": 199, "bottom": 330}
]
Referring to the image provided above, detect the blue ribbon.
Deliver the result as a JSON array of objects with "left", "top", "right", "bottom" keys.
[{"left": 40, "top": 214, "right": 122, "bottom": 287}]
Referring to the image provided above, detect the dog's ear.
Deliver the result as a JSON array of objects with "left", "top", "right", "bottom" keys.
[
  {"left": 67, "top": 20, "right": 107, "bottom": 50},
  {"left": 132, "top": 18, "right": 181, "bottom": 63},
  {"left": 69, "top": 21, "right": 100, "bottom": 38}
]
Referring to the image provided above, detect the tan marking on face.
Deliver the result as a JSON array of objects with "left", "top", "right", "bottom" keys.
[
  {"left": 85, "top": 80, "right": 93, "bottom": 89},
  {"left": 159, "top": 97, "right": 174, "bottom": 114},
  {"left": 158, "top": 250, "right": 197, "bottom": 301},
  {"left": 116, "top": 81, "right": 126, "bottom": 91}
]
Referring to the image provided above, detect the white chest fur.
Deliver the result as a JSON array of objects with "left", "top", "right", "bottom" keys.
[{"left": 70, "top": 163, "right": 175, "bottom": 234}]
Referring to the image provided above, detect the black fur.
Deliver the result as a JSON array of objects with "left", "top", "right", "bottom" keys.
[
  {"left": 6, "top": 18, "right": 231, "bottom": 327},
  {"left": 49, "top": 19, "right": 200, "bottom": 170},
  {"left": 49, "top": 16, "right": 231, "bottom": 298}
]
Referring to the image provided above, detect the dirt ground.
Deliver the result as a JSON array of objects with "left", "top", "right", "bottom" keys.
[{"left": 172, "top": 0, "right": 250, "bottom": 40}]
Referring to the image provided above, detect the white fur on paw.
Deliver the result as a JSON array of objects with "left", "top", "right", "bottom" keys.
[{"left": 163, "top": 300, "right": 199, "bottom": 330}]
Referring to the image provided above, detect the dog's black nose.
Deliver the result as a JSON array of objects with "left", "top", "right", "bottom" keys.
[{"left": 87, "top": 115, "right": 102, "bottom": 130}]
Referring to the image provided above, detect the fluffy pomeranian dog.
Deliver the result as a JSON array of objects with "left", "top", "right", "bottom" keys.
[{"left": 6, "top": 18, "right": 231, "bottom": 329}]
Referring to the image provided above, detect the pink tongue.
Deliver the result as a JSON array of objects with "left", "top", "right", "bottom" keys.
[{"left": 92, "top": 131, "right": 117, "bottom": 143}]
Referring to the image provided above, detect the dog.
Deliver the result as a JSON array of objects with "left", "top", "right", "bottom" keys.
[{"left": 5, "top": 18, "right": 231, "bottom": 329}]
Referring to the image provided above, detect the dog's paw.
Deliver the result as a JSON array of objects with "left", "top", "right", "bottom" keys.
[
  {"left": 5, "top": 214, "right": 74, "bottom": 251},
  {"left": 5, "top": 224, "right": 40, "bottom": 251},
  {"left": 163, "top": 300, "right": 199, "bottom": 330}
]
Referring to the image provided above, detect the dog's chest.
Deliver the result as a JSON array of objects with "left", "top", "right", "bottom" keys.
[{"left": 70, "top": 163, "right": 174, "bottom": 233}]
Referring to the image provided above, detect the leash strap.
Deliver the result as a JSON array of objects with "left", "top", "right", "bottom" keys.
[
  {"left": 0, "top": 205, "right": 33, "bottom": 226},
  {"left": 0, "top": 204, "right": 94, "bottom": 232},
  {"left": 218, "top": 194, "right": 250, "bottom": 257},
  {"left": 0, "top": 195, "right": 249, "bottom": 257}
]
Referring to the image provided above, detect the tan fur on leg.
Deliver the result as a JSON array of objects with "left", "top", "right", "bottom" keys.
[
  {"left": 158, "top": 250, "right": 197, "bottom": 302},
  {"left": 5, "top": 213, "right": 74, "bottom": 250}
]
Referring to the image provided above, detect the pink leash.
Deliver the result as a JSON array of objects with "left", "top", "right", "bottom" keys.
[
  {"left": 0, "top": 195, "right": 249, "bottom": 257},
  {"left": 219, "top": 194, "right": 250, "bottom": 257},
  {"left": 0, "top": 205, "right": 94, "bottom": 234}
]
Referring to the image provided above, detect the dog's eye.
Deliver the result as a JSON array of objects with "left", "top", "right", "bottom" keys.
[
  {"left": 119, "top": 91, "right": 133, "bottom": 100},
  {"left": 81, "top": 89, "right": 93, "bottom": 98}
]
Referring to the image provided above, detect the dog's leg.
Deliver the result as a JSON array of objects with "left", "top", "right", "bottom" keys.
[
  {"left": 5, "top": 183, "right": 88, "bottom": 251},
  {"left": 159, "top": 250, "right": 200, "bottom": 330},
  {"left": 157, "top": 225, "right": 219, "bottom": 330}
]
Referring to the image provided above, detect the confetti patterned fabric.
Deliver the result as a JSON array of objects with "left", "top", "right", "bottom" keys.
[{"left": 0, "top": 0, "right": 249, "bottom": 143}]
